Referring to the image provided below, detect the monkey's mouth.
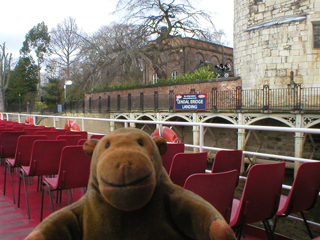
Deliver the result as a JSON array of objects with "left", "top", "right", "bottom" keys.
[{"left": 100, "top": 173, "right": 152, "bottom": 188}]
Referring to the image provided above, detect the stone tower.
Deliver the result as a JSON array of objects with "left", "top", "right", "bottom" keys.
[{"left": 234, "top": 0, "right": 320, "bottom": 89}]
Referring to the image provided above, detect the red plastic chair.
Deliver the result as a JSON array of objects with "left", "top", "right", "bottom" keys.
[
  {"left": 90, "top": 134, "right": 104, "bottom": 139},
  {"left": 161, "top": 142, "right": 185, "bottom": 173},
  {"left": 211, "top": 149, "right": 243, "bottom": 174},
  {"left": 40, "top": 145, "right": 91, "bottom": 221},
  {"left": 77, "top": 139, "right": 87, "bottom": 146},
  {"left": 24, "top": 127, "right": 45, "bottom": 135},
  {"left": 168, "top": 152, "right": 208, "bottom": 187},
  {"left": 66, "top": 130, "right": 88, "bottom": 140},
  {"left": 17, "top": 139, "right": 67, "bottom": 219},
  {"left": 56, "top": 135, "right": 83, "bottom": 145},
  {"left": 51, "top": 128, "right": 70, "bottom": 135},
  {"left": 34, "top": 130, "right": 60, "bottom": 140},
  {"left": 230, "top": 162, "right": 285, "bottom": 240},
  {"left": 184, "top": 170, "right": 239, "bottom": 223},
  {"left": 3, "top": 135, "right": 47, "bottom": 203},
  {"left": 0, "top": 131, "right": 26, "bottom": 165},
  {"left": 273, "top": 161, "right": 320, "bottom": 239}
]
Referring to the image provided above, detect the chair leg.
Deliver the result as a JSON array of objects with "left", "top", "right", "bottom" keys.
[
  {"left": 3, "top": 162, "right": 7, "bottom": 195},
  {"left": 9, "top": 165, "right": 16, "bottom": 204},
  {"left": 301, "top": 211, "right": 314, "bottom": 239},
  {"left": 235, "top": 225, "right": 244, "bottom": 240},
  {"left": 40, "top": 185, "right": 45, "bottom": 222},
  {"left": 19, "top": 170, "right": 31, "bottom": 219},
  {"left": 272, "top": 216, "right": 279, "bottom": 233},
  {"left": 263, "top": 220, "right": 275, "bottom": 240}
]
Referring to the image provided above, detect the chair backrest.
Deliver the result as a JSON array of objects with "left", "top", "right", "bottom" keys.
[
  {"left": 66, "top": 131, "right": 88, "bottom": 140},
  {"left": 184, "top": 170, "right": 239, "bottom": 223},
  {"left": 56, "top": 146, "right": 91, "bottom": 189},
  {"left": 90, "top": 134, "right": 104, "bottom": 139},
  {"left": 24, "top": 127, "right": 44, "bottom": 135},
  {"left": 161, "top": 143, "right": 185, "bottom": 173},
  {"left": 57, "top": 135, "right": 83, "bottom": 145},
  {"left": 211, "top": 150, "right": 243, "bottom": 174},
  {"left": 281, "top": 161, "right": 320, "bottom": 215},
  {"left": 34, "top": 131, "right": 60, "bottom": 140},
  {"left": 231, "top": 162, "right": 285, "bottom": 226},
  {"left": 14, "top": 135, "right": 48, "bottom": 166},
  {"left": 0, "top": 131, "right": 27, "bottom": 158},
  {"left": 28, "top": 140, "right": 67, "bottom": 176},
  {"left": 77, "top": 139, "right": 87, "bottom": 146},
  {"left": 169, "top": 152, "right": 208, "bottom": 187},
  {"left": 52, "top": 128, "right": 70, "bottom": 135}
]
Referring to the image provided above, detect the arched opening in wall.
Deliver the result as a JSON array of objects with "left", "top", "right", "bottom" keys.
[
  {"left": 224, "top": 58, "right": 234, "bottom": 76},
  {"left": 114, "top": 116, "right": 127, "bottom": 129},
  {"left": 193, "top": 52, "right": 205, "bottom": 72},
  {"left": 203, "top": 117, "right": 237, "bottom": 163},
  {"left": 210, "top": 55, "right": 220, "bottom": 67},
  {"left": 304, "top": 123, "right": 320, "bottom": 160},
  {"left": 135, "top": 115, "right": 155, "bottom": 135},
  {"left": 245, "top": 118, "right": 294, "bottom": 170}
]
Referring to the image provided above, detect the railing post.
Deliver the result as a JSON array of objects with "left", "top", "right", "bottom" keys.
[
  {"left": 98, "top": 96, "right": 102, "bottom": 113},
  {"left": 117, "top": 94, "right": 121, "bottom": 111},
  {"left": 154, "top": 91, "right": 159, "bottom": 111},
  {"left": 89, "top": 97, "right": 92, "bottom": 113},
  {"left": 76, "top": 100, "right": 79, "bottom": 113},
  {"left": 236, "top": 86, "right": 242, "bottom": 110},
  {"left": 169, "top": 90, "right": 174, "bottom": 111},
  {"left": 263, "top": 85, "right": 270, "bottom": 110},
  {"left": 107, "top": 96, "right": 111, "bottom": 112},
  {"left": 140, "top": 92, "right": 144, "bottom": 112},
  {"left": 212, "top": 88, "right": 218, "bottom": 110},
  {"left": 293, "top": 84, "right": 302, "bottom": 110},
  {"left": 128, "top": 93, "right": 132, "bottom": 112},
  {"left": 69, "top": 99, "right": 72, "bottom": 113},
  {"left": 82, "top": 99, "right": 85, "bottom": 113}
]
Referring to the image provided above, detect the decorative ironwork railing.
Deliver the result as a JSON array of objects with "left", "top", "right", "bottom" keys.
[
  {"left": 61, "top": 84, "right": 320, "bottom": 113},
  {"left": 8, "top": 84, "right": 320, "bottom": 113}
]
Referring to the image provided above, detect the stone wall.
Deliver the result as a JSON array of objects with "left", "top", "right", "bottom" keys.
[
  {"left": 86, "top": 77, "right": 241, "bottom": 100},
  {"left": 234, "top": 0, "right": 320, "bottom": 89}
]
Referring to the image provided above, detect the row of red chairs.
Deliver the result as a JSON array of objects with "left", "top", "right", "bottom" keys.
[
  {"left": 162, "top": 142, "right": 320, "bottom": 239},
  {"left": 0, "top": 121, "right": 92, "bottom": 221}
]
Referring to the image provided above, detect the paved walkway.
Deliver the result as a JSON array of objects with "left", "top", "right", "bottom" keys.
[{"left": 0, "top": 194, "right": 37, "bottom": 240}]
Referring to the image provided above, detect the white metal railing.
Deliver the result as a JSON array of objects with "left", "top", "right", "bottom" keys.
[
  {"left": 2, "top": 112, "right": 320, "bottom": 229},
  {"left": 3, "top": 112, "right": 320, "bottom": 164}
]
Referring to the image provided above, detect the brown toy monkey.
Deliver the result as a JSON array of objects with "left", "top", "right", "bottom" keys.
[{"left": 26, "top": 128, "right": 235, "bottom": 240}]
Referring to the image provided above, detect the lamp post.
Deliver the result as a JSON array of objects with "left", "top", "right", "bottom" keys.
[
  {"left": 18, "top": 93, "right": 21, "bottom": 113},
  {"left": 64, "top": 80, "right": 73, "bottom": 99}
]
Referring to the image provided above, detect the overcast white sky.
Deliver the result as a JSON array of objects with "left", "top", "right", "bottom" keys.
[{"left": 0, "top": 0, "right": 234, "bottom": 59}]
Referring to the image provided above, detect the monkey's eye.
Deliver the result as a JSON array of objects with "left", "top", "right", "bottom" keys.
[
  {"left": 105, "top": 142, "right": 110, "bottom": 148},
  {"left": 137, "top": 139, "right": 144, "bottom": 146}
]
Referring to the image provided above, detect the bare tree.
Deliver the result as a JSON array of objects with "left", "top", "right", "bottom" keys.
[
  {"left": 78, "top": 23, "right": 148, "bottom": 90},
  {"left": 0, "top": 43, "right": 12, "bottom": 111},
  {"left": 49, "top": 17, "right": 82, "bottom": 80},
  {"left": 115, "top": 0, "right": 220, "bottom": 78}
]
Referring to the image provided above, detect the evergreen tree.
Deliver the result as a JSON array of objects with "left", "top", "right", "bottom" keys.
[
  {"left": 41, "top": 78, "right": 62, "bottom": 107},
  {"left": 6, "top": 57, "right": 38, "bottom": 105}
]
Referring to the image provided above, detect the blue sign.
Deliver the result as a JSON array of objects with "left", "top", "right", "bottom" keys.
[
  {"left": 57, "top": 104, "right": 62, "bottom": 113},
  {"left": 175, "top": 93, "right": 207, "bottom": 111}
]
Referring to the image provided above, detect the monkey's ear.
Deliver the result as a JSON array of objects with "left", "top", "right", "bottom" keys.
[
  {"left": 83, "top": 139, "right": 99, "bottom": 157},
  {"left": 153, "top": 136, "right": 167, "bottom": 156}
]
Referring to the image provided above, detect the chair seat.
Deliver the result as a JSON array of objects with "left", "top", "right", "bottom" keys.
[
  {"left": 276, "top": 195, "right": 288, "bottom": 216},
  {"left": 21, "top": 166, "right": 31, "bottom": 176},
  {"left": 6, "top": 158, "right": 15, "bottom": 166},
  {"left": 43, "top": 176, "right": 59, "bottom": 189},
  {"left": 230, "top": 198, "right": 240, "bottom": 227}
]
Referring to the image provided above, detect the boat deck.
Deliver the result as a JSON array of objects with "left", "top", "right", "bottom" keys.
[{"left": 0, "top": 165, "right": 298, "bottom": 240}]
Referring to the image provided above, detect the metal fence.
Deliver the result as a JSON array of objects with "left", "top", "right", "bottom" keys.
[{"left": 11, "top": 84, "right": 320, "bottom": 113}]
